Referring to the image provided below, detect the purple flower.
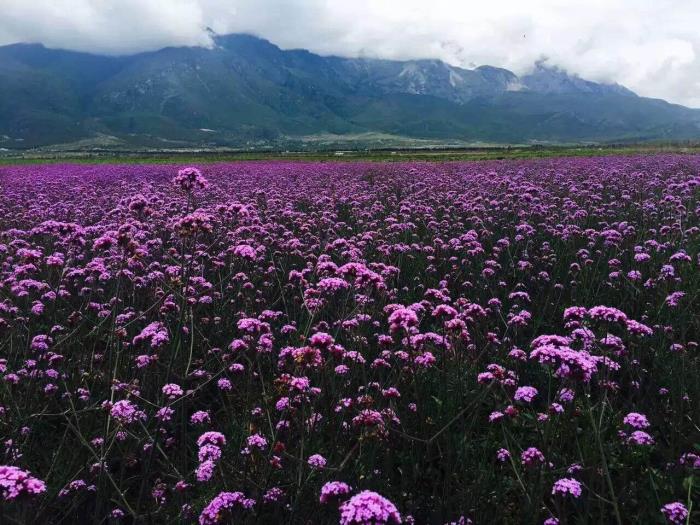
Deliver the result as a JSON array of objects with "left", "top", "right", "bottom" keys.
[
  {"left": 30, "top": 334, "right": 52, "bottom": 352},
  {"left": 197, "top": 431, "right": 226, "bottom": 447},
  {"left": 233, "top": 244, "right": 257, "bottom": 260},
  {"left": 135, "top": 354, "right": 153, "bottom": 368},
  {"left": 162, "top": 383, "right": 184, "bottom": 399},
  {"left": 317, "top": 277, "right": 350, "bottom": 293},
  {"left": 217, "top": 378, "right": 232, "bottom": 391},
  {"left": 551, "top": 478, "right": 582, "bottom": 498},
  {"left": 190, "top": 411, "right": 211, "bottom": 425},
  {"left": 246, "top": 433, "right": 268, "bottom": 450},
  {"left": 339, "top": 490, "right": 402, "bottom": 525},
  {"left": 558, "top": 388, "right": 575, "bottom": 403},
  {"left": 414, "top": 352, "right": 436, "bottom": 368},
  {"left": 665, "top": 292, "right": 685, "bottom": 307},
  {"left": 521, "top": 447, "right": 545, "bottom": 467},
  {"left": 514, "top": 386, "right": 538, "bottom": 403},
  {"left": 156, "top": 407, "right": 174, "bottom": 422},
  {"left": 110, "top": 400, "right": 145, "bottom": 425},
  {"left": 489, "top": 411, "right": 504, "bottom": 423},
  {"left": 307, "top": 454, "right": 327, "bottom": 469},
  {"left": 530, "top": 343, "right": 598, "bottom": 383},
  {"left": 660, "top": 502, "right": 688, "bottom": 524},
  {"left": 352, "top": 410, "right": 384, "bottom": 428},
  {"left": 195, "top": 460, "right": 215, "bottom": 482},
  {"left": 198, "top": 444, "right": 222, "bottom": 463},
  {"left": 388, "top": 307, "right": 419, "bottom": 333},
  {"left": 198, "top": 491, "right": 255, "bottom": 525},
  {"left": 496, "top": 448, "right": 511, "bottom": 462},
  {"left": 0, "top": 465, "right": 46, "bottom": 500},
  {"left": 679, "top": 452, "right": 700, "bottom": 469},
  {"left": 174, "top": 167, "right": 208, "bottom": 192},
  {"left": 587, "top": 306, "right": 628, "bottom": 324},
  {"left": 133, "top": 322, "right": 169, "bottom": 349},
  {"left": 623, "top": 412, "right": 650, "bottom": 429},
  {"left": 263, "top": 487, "right": 285, "bottom": 503},
  {"left": 628, "top": 430, "right": 655, "bottom": 446},
  {"left": 320, "top": 481, "right": 352, "bottom": 503}
]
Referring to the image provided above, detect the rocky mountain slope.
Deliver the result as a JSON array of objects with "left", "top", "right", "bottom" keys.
[{"left": 1, "top": 34, "right": 698, "bottom": 148}]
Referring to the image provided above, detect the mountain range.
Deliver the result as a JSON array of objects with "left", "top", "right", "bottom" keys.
[{"left": 1, "top": 33, "right": 699, "bottom": 149}]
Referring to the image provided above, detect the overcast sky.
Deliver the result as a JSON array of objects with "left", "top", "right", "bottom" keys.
[{"left": 2, "top": 0, "right": 699, "bottom": 107}]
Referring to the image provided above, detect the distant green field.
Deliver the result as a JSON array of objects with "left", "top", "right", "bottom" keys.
[{"left": 1, "top": 144, "right": 699, "bottom": 165}]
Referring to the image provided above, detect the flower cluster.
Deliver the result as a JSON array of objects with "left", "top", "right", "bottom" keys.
[
  {"left": 339, "top": 491, "right": 402, "bottom": 525},
  {"left": 0, "top": 466, "right": 46, "bottom": 500},
  {"left": 174, "top": 167, "right": 209, "bottom": 192},
  {"left": 0, "top": 157, "right": 697, "bottom": 523}
]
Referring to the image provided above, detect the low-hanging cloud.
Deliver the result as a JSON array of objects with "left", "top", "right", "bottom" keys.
[{"left": 1, "top": 0, "right": 699, "bottom": 107}]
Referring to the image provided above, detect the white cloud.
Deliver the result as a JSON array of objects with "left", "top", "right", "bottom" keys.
[{"left": 1, "top": 0, "right": 699, "bottom": 107}]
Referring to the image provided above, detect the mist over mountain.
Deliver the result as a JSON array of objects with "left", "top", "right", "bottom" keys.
[{"left": 1, "top": 33, "right": 699, "bottom": 149}]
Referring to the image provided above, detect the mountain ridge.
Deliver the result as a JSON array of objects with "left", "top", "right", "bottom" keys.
[{"left": 1, "top": 33, "right": 699, "bottom": 149}]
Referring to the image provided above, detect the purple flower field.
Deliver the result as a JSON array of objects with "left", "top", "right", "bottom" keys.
[{"left": 0, "top": 156, "right": 698, "bottom": 524}]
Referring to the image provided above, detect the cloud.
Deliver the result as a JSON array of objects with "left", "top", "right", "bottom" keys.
[{"left": 1, "top": 0, "right": 699, "bottom": 107}]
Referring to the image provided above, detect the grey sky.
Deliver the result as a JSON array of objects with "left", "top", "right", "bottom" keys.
[{"left": 2, "top": 0, "right": 699, "bottom": 107}]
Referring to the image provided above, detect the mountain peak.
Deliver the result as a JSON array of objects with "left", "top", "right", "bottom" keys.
[
  {"left": 0, "top": 33, "right": 696, "bottom": 149},
  {"left": 522, "top": 61, "right": 636, "bottom": 97},
  {"left": 213, "top": 33, "right": 280, "bottom": 52}
]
